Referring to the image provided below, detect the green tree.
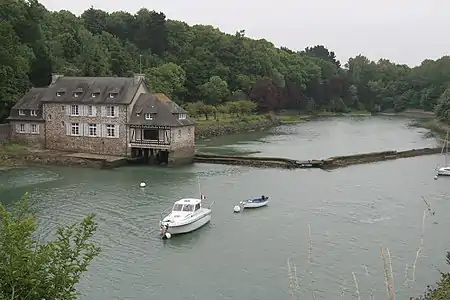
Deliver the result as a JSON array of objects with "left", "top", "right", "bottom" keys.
[
  {"left": 199, "top": 76, "right": 230, "bottom": 105},
  {"left": 0, "top": 20, "right": 32, "bottom": 121},
  {"left": 235, "top": 100, "right": 257, "bottom": 115},
  {"left": 186, "top": 102, "right": 200, "bottom": 118},
  {"left": 435, "top": 88, "right": 450, "bottom": 122},
  {"left": 2, "top": 0, "right": 450, "bottom": 122},
  {"left": 147, "top": 62, "right": 187, "bottom": 100},
  {"left": 414, "top": 252, "right": 450, "bottom": 300},
  {"left": 216, "top": 103, "right": 230, "bottom": 118},
  {"left": 0, "top": 193, "right": 101, "bottom": 300}
]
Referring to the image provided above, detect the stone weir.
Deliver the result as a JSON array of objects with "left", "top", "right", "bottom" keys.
[{"left": 194, "top": 147, "right": 443, "bottom": 169}]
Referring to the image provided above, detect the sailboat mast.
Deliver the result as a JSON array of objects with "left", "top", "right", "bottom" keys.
[{"left": 446, "top": 132, "right": 449, "bottom": 166}]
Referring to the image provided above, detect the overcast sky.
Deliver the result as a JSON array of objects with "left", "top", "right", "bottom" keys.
[{"left": 39, "top": 0, "right": 450, "bottom": 67}]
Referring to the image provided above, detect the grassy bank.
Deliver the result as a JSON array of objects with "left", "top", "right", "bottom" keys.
[
  {"left": 0, "top": 143, "right": 29, "bottom": 168},
  {"left": 193, "top": 110, "right": 372, "bottom": 139},
  {"left": 414, "top": 119, "right": 449, "bottom": 139},
  {"left": 194, "top": 114, "right": 280, "bottom": 139}
]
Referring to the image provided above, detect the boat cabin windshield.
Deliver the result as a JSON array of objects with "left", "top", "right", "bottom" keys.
[
  {"left": 182, "top": 204, "right": 194, "bottom": 211},
  {"left": 172, "top": 203, "right": 195, "bottom": 212},
  {"left": 172, "top": 203, "right": 183, "bottom": 211}
]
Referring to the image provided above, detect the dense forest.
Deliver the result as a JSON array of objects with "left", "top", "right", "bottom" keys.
[{"left": 1, "top": 0, "right": 450, "bottom": 123}]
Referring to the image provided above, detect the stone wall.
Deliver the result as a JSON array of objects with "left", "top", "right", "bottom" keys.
[
  {"left": 44, "top": 103, "right": 129, "bottom": 156},
  {"left": 0, "top": 124, "right": 10, "bottom": 142},
  {"left": 9, "top": 121, "right": 45, "bottom": 148},
  {"left": 42, "top": 81, "right": 147, "bottom": 156},
  {"left": 169, "top": 124, "right": 195, "bottom": 164},
  {"left": 168, "top": 146, "right": 195, "bottom": 165}
]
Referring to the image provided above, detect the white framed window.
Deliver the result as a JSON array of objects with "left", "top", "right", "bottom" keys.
[
  {"left": 145, "top": 113, "right": 153, "bottom": 120},
  {"left": 87, "top": 105, "right": 96, "bottom": 117},
  {"left": 61, "top": 105, "right": 65, "bottom": 112},
  {"left": 70, "top": 105, "right": 79, "bottom": 116},
  {"left": 19, "top": 124, "right": 25, "bottom": 133},
  {"left": 106, "top": 106, "right": 116, "bottom": 117},
  {"left": 31, "top": 124, "right": 38, "bottom": 133},
  {"left": 109, "top": 93, "right": 118, "bottom": 98},
  {"left": 91, "top": 92, "right": 100, "bottom": 98},
  {"left": 178, "top": 113, "right": 187, "bottom": 120},
  {"left": 18, "top": 109, "right": 25, "bottom": 116},
  {"left": 71, "top": 123, "right": 80, "bottom": 136},
  {"left": 88, "top": 124, "right": 97, "bottom": 137},
  {"left": 106, "top": 124, "right": 115, "bottom": 137},
  {"left": 56, "top": 91, "right": 65, "bottom": 97},
  {"left": 30, "top": 110, "right": 37, "bottom": 116},
  {"left": 73, "top": 92, "right": 82, "bottom": 98}
]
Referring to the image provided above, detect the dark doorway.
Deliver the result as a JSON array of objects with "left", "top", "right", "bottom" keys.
[
  {"left": 158, "top": 150, "right": 169, "bottom": 164},
  {"left": 143, "top": 129, "right": 158, "bottom": 140}
]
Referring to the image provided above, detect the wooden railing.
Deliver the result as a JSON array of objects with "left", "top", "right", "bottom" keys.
[{"left": 129, "top": 139, "right": 170, "bottom": 145}]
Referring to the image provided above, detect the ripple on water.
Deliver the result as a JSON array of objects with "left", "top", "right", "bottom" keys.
[{"left": 0, "top": 168, "right": 61, "bottom": 190}]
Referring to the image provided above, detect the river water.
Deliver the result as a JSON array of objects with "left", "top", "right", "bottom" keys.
[{"left": 1, "top": 116, "right": 449, "bottom": 300}]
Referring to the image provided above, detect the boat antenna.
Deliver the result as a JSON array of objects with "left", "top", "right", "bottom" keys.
[{"left": 197, "top": 175, "right": 202, "bottom": 198}]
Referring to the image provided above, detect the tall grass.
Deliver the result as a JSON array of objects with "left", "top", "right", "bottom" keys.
[{"left": 287, "top": 198, "right": 437, "bottom": 299}]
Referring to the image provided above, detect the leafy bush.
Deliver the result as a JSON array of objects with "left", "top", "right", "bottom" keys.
[{"left": 0, "top": 193, "right": 101, "bottom": 300}]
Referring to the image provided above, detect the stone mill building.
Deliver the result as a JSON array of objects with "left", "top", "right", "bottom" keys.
[{"left": 7, "top": 74, "right": 196, "bottom": 165}]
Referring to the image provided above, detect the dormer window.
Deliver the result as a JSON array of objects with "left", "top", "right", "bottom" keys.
[
  {"left": 91, "top": 92, "right": 100, "bottom": 98},
  {"left": 109, "top": 93, "right": 118, "bottom": 98},
  {"left": 56, "top": 91, "right": 65, "bottom": 97},
  {"left": 178, "top": 113, "right": 187, "bottom": 120},
  {"left": 145, "top": 113, "right": 153, "bottom": 120},
  {"left": 18, "top": 109, "right": 25, "bottom": 116},
  {"left": 73, "top": 92, "right": 82, "bottom": 98},
  {"left": 30, "top": 110, "right": 37, "bottom": 116}
]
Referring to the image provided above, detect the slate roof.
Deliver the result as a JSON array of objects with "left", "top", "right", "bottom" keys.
[
  {"left": 41, "top": 76, "right": 144, "bottom": 104},
  {"left": 7, "top": 88, "right": 46, "bottom": 121},
  {"left": 12, "top": 88, "right": 46, "bottom": 109},
  {"left": 129, "top": 93, "right": 195, "bottom": 127}
]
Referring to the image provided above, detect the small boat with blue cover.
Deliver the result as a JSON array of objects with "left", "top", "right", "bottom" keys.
[{"left": 240, "top": 195, "right": 269, "bottom": 208}]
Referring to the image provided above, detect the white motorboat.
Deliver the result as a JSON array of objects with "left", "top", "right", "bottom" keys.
[
  {"left": 436, "top": 132, "right": 450, "bottom": 177},
  {"left": 240, "top": 195, "right": 269, "bottom": 209},
  {"left": 159, "top": 197, "right": 214, "bottom": 238},
  {"left": 437, "top": 166, "right": 450, "bottom": 176}
]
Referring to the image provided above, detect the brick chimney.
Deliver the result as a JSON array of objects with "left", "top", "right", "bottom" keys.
[
  {"left": 51, "top": 74, "right": 64, "bottom": 85},
  {"left": 133, "top": 73, "right": 145, "bottom": 85}
]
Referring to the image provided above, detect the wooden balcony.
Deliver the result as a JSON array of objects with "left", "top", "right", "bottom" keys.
[{"left": 129, "top": 139, "right": 170, "bottom": 149}]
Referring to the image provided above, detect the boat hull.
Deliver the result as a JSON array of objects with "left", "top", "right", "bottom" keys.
[
  {"left": 242, "top": 200, "right": 268, "bottom": 208},
  {"left": 437, "top": 167, "right": 450, "bottom": 176},
  {"left": 163, "top": 212, "right": 211, "bottom": 235}
]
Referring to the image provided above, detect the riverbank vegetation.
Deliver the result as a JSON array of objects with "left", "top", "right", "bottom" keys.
[
  {"left": 1, "top": 0, "right": 450, "bottom": 124},
  {"left": 0, "top": 193, "right": 100, "bottom": 299}
]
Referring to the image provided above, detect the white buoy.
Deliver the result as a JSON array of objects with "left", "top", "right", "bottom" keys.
[
  {"left": 165, "top": 232, "right": 172, "bottom": 239},
  {"left": 140, "top": 182, "right": 146, "bottom": 187},
  {"left": 434, "top": 176, "right": 438, "bottom": 180},
  {"left": 233, "top": 205, "right": 241, "bottom": 213}
]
